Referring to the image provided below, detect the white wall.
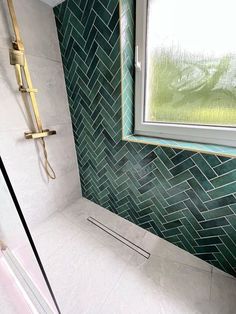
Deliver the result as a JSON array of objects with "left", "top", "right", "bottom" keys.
[
  {"left": 39, "top": 0, "right": 65, "bottom": 7},
  {"left": 0, "top": 171, "right": 24, "bottom": 248},
  {"left": 0, "top": 0, "right": 82, "bottom": 228}
]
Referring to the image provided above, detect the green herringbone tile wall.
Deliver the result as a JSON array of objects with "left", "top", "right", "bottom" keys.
[{"left": 54, "top": 0, "right": 236, "bottom": 276}]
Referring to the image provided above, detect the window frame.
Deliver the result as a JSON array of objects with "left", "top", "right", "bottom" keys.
[{"left": 134, "top": 0, "right": 236, "bottom": 148}]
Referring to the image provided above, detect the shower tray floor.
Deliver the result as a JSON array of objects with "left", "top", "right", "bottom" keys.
[{"left": 30, "top": 197, "right": 236, "bottom": 314}]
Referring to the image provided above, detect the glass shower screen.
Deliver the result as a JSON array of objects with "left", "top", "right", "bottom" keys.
[{"left": 0, "top": 157, "right": 60, "bottom": 313}]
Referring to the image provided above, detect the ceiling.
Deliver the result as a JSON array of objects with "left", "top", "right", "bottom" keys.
[{"left": 40, "top": 0, "right": 65, "bottom": 7}]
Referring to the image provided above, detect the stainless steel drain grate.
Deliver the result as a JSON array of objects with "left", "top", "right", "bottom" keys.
[{"left": 87, "top": 217, "right": 150, "bottom": 259}]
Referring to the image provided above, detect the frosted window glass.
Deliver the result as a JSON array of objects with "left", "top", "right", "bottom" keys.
[{"left": 145, "top": 0, "right": 236, "bottom": 126}]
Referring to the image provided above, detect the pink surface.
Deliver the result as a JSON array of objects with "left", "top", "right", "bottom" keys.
[
  {"left": 14, "top": 245, "right": 57, "bottom": 312},
  {"left": 0, "top": 252, "right": 32, "bottom": 314},
  {"left": 0, "top": 246, "right": 57, "bottom": 313}
]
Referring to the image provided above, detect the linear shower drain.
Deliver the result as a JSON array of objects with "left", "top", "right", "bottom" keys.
[{"left": 87, "top": 217, "right": 150, "bottom": 259}]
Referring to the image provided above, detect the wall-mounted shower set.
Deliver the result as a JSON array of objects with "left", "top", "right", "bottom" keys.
[{"left": 6, "top": 0, "right": 56, "bottom": 179}]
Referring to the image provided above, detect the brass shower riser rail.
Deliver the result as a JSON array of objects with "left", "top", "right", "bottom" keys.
[{"left": 6, "top": 0, "right": 56, "bottom": 179}]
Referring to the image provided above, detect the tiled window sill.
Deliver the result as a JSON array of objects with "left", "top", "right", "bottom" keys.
[{"left": 123, "top": 134, "right": 236, "bottom": 158}]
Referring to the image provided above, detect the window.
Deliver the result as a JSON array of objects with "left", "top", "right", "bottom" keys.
[{"left": 135, "top": 0, "right": 236, "bottom": 147}]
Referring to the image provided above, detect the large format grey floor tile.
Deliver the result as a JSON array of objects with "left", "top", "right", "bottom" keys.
[
  {"left": 209, "top": 272, "right": 236, "bottom": 314},
  {"left": 140, "top": 229, "right": 212, "bottom": 272},
  {"left": 99, "top": 253, "right": 212, "bottom": 314},
  {"left": 31, "top": 212, "right": 81, "bottom": 261},
  {"left": 37, "top": 221, "right": 135, "bottom": 313},
  {"left": 32, "top": 198, "right": 235, "bottom": 314}
]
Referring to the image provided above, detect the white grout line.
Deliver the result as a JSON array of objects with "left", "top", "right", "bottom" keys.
[{"left": 87, "top": 217, "right": 150, "bottom": 259}]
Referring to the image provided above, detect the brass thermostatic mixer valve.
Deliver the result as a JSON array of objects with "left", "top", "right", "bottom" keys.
[{"left": 6, "top": 0, "right": 56, "bottom": 179}]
